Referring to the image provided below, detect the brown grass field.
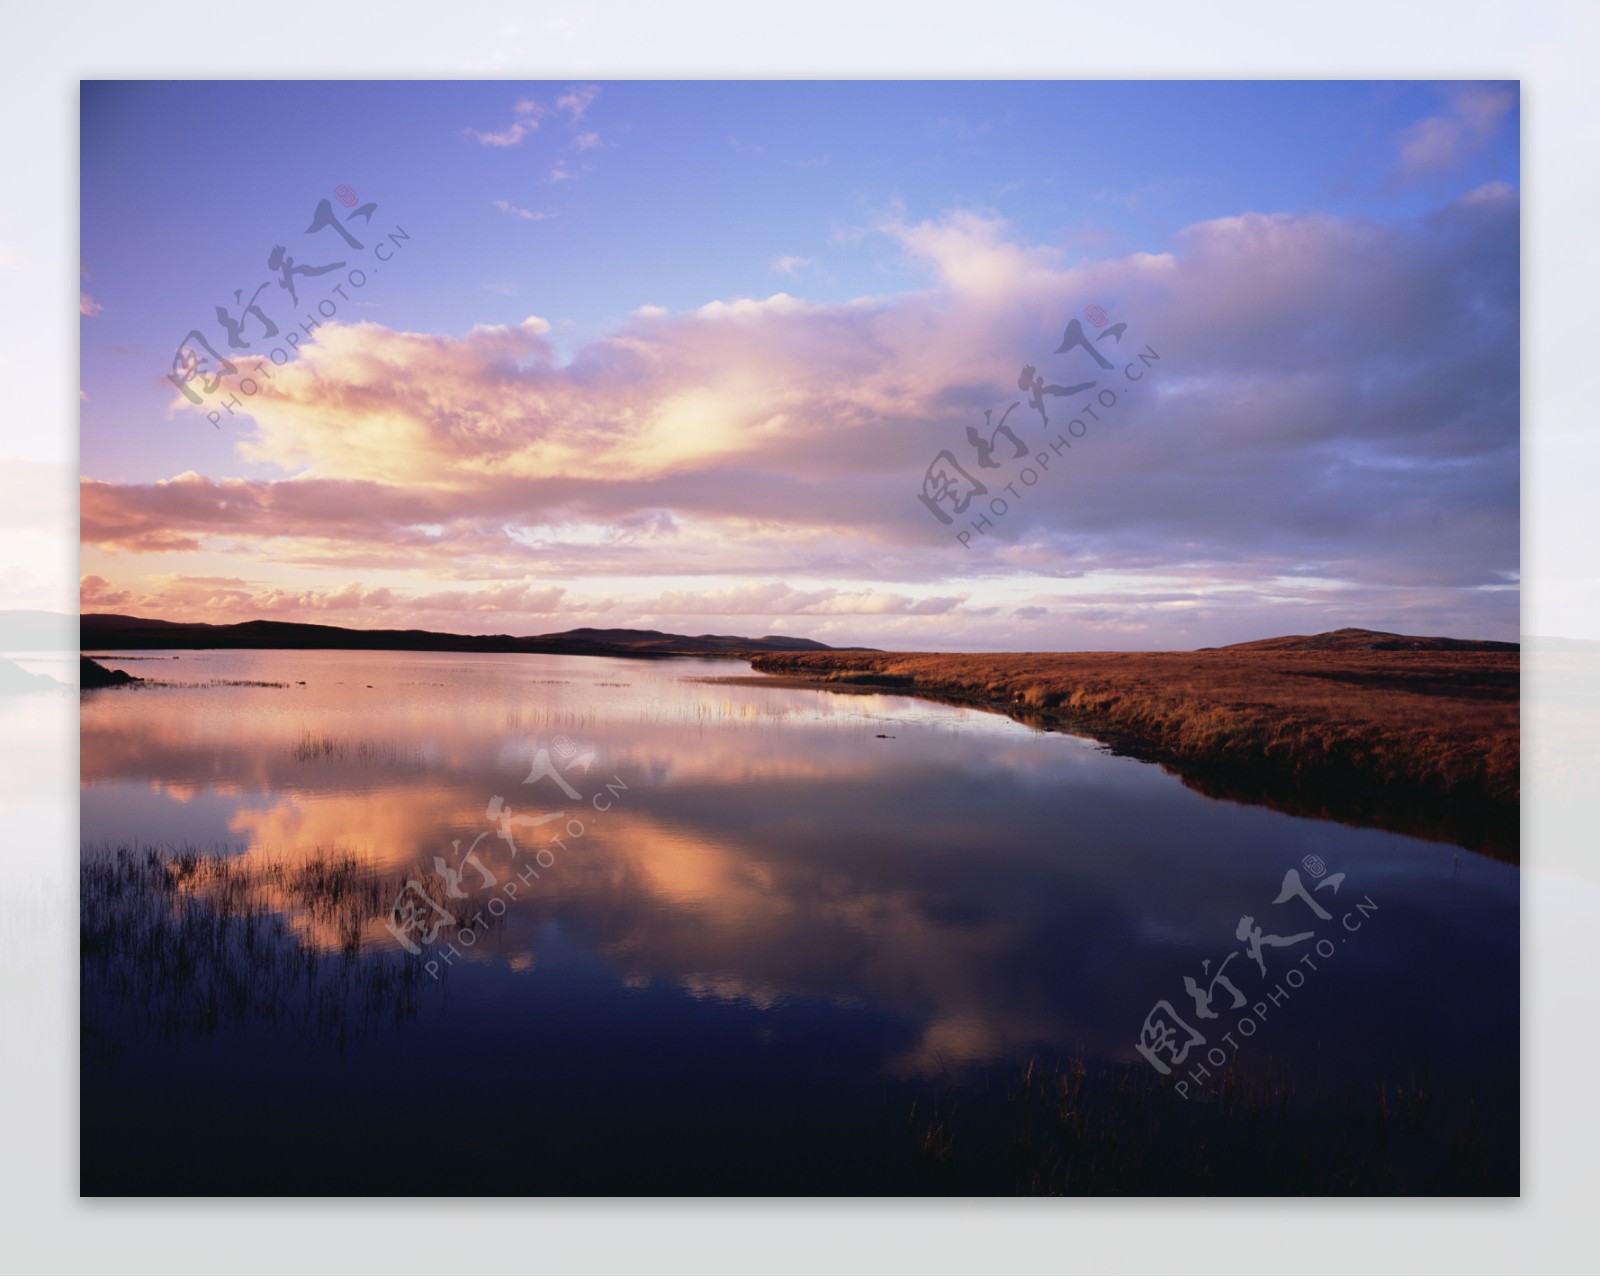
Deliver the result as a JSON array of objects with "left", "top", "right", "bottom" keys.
[{"left": 750, "top": 629, "right": 1519, "bottom": 860}]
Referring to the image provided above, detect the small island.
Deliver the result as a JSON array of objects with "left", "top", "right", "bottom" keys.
[{"left": 79, "top": 655, "right": 140, "bottom": 689}]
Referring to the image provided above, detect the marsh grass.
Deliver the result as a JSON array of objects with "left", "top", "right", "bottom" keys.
[
  {"left": 753, "top": 647, "right": 1521, "bottom": 858},
  {"left": 80, "top": 844, "right": 443, "bottom": 1059},
  {"left": 293, "top": 729, "right": 346, "bottom": 762},
  {"left": 119, "top": 677, "right": 291, "bottom": 689},
  {"left": 905, "top": 1053, "right": 1511, "bottom": 1194},
  {"left": 290, "top": 730, "right": 423, "bottom": 767}
]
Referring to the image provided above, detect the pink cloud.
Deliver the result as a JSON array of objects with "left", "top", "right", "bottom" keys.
[
  {"left": 1393, "top": 83, "right": 1516, "bottom": 183},
  {"left": 84, "top": 192, "right": 1519, "bottom": 646},
  {"left": 80, "top": 574, "right": 132, "bottom": 608}
]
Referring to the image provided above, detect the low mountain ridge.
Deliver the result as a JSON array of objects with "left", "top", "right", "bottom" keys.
[
  {"left": 79, "top": 614, "right": 861, "bottom": 658},
  {"left": 1206, "top": 626, "right": 1518, "bottom": 653}
]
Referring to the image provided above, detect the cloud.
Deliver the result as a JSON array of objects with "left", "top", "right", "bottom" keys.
[
  {"left": 878, "top": 205, "right": 1064, "bottom": 297},
  {"left": 407, "top": 580, "right": 566, "bottom": 615},
  {"left": 465, "top": 97, "right": 545, "bottom": 147},
  {"left": 75, "top": 559, "right": 973, "bottom": 633},
  {"left": 1393, "top": 83, "right": 1516, "bottom": 184},
  {"left": 80, "top": 293, "right": 102, "bottom": 317},
  {"left": 770, "top": 255, "right": 811, "bottom": 277},
  {"left": 466, "top": 121, "right": 535, "bottom": 148},
  {"left": 85, "top": 189, "right": 1520, "bottom": 647},
  {"left": 80, "top": 574, "right": 132, "bottom": 609},
  {"left": 469, "top": 122, "right": 532, "bottom": 147},
  {"left": 84, "top": 571, "right": 571, "bottom": 628},
  {"left": 492, "top": 199, "right": 554, "bottom": 222},
  {"left": 471, "top": 87, "right": 603, "bottom": 176},
  {"left": 636, "top": 583, "right": 966, "bottom": 617},
  {"left": 555, "top": 85, "right": 599, "bottom": 122}
]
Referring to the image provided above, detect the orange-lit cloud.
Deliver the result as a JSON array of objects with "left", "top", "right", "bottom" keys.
[{"left": 81, "top": 193, "right": 1520, "bottom": 647}]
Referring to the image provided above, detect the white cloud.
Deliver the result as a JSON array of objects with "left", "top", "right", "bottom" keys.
[
  {"left": 1394, "top": 83, "right": 1516, "bottom": 183},
  {"left": 555, "top": 85, "right": 599, "bottom": 122},
  {"left": 637, "top": 582, "right": 967, "bottom": 617},
  {"left": 466, "top": 97, "right": 545, "bottom": 147},
  {"left": 467, "top": 120, "right": 534, "bottom": 147},
  {"left": 88, "top": 191, "right": 1521, "bottom": 647},
  {"left": 492, "top": 199, "right": 554, "bottom": 222},
  {"left": 879, "top": 206, "right": 1062, "bottom": 297}
]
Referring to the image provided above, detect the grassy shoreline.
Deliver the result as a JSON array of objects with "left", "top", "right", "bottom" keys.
[{"left": 749, "top": 640, "right": 1519, "bottom": 860}]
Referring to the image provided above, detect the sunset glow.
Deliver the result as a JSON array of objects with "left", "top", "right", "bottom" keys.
[{"left": 79, "top": 81, "right": 1519, "bottom": 649}]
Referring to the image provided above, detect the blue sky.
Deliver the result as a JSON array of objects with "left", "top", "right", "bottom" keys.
[{"left": 79, "top": 80, "right": 1520, "bottom": 648}]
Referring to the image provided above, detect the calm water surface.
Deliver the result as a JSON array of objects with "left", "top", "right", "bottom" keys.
[{"left": 79, "top": 649, "right": 1518, "bottom": 1192}]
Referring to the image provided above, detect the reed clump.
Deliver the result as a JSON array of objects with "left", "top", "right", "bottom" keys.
[
  {"left": 81, "top": 844, "right": 443, "bottom": 1057},
  {"left": 904, "top": 1053, "right": 1511, "bottom": 1195}
]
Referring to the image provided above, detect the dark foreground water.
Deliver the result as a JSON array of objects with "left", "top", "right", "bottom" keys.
[{"left": 80, "top": 650, "right": 1518, "bottom": 1194}]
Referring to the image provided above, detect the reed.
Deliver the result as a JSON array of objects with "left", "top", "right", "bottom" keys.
[
  {"left": 80, "top": 844, "right": 444, "bottom": 1058},
  {"left": 752, "top": 646, "right": 1520, "bottom": 858},
  {"left": 904, "top": 1052, "right": 1512, "bottom": 1195},
  {"left": 290, "top": 731, "right": 423, "bottom": 768}
]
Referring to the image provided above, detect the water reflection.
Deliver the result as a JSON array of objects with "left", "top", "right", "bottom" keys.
[{"left": 81, "top": 648, "right": 1518, "bottom": 1190}]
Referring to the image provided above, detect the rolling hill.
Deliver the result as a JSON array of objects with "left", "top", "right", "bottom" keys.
[{"left": 80, "top": 614, "right": 863, "bottom": 659}]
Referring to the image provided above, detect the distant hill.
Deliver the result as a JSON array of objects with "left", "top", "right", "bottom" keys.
[
  {"left": 1206, "top": 627, "right": 1518, "bottom": 653},
  {"left": 80, "top": 614, "right": 864, "bottom": 659},
  {"left": 529, "top": 626, "right": 842, "bottom": 654},
  {"left": 77, "top": 613, "right": 186, "bottom": 632}
]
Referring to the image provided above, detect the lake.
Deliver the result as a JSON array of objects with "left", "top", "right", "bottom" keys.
[{"left": 79, "top": 648, "right": 1519, "bottom": 1194}]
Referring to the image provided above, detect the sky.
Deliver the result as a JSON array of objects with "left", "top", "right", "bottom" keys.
[{"left": 78, "top": 80, "right": 1520, "bottom": 650}]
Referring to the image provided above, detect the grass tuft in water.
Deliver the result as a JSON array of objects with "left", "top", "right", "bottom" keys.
[{"left": 81, "top": 844, "right": 444, "bottom": 1059}]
